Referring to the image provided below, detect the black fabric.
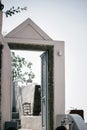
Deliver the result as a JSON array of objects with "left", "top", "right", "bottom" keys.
[
  {"left": 6, "top": 127, "right": 17, "bottom": 130},
  {"left": 33, "top": 85, "right": 41, "bottom": 115},
  {"left": 55, "top": 126, "right": 66, "bottom": 130}
]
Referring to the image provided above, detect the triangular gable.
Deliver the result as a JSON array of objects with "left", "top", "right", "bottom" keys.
[{"left": 5, "top": 18, "right": 52, "bottom": 40}]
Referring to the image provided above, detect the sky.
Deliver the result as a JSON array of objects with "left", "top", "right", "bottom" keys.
[{"left": 2, "top": 0, "right": 87, "bottom": 122}]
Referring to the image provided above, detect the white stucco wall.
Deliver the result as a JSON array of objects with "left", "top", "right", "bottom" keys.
[
  {"left": 1, "top": 43, "right": 12, "bottom": 130},
  {"left": 15, "top": 83, "right": 36, "bottom": 117},
  {"left": 1, "top": 18, "right": 65, "bottom": 130},
  {"left": 54, "top": 42, "right": 65, "bottom": 127},
  {"left": 2, "top": 39, "right": 65, "bottom": 129}
]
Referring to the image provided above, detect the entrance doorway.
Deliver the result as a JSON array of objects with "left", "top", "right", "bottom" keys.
[{"left": 9, "top": 43, "right": 54, "bottom": 130}]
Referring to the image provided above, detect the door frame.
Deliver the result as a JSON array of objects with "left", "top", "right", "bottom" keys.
[
  {"left": 8, "top": 43, "right": 54, "bottom": 130},
  {"left": 41, "top": 51, "right": 48, "bottom": 130}
]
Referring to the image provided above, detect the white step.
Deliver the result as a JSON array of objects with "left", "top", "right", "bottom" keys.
[{"left": 19, "top": 129, "right": 32, "bottom": 130}]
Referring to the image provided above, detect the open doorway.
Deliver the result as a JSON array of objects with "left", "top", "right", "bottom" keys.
[
  {"left": 9, "top": 43, "right": 54, "bottom": 130},
  {"left": 11, "top": 50, "right": 44, "bottom": 130}
]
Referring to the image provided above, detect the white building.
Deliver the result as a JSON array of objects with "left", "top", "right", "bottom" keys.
[
  {"left": 0, "top": 3, "right": 87, "bottom": 129},
  {"left": 0, "top": 17, "right": 65, "bottom": 130}
]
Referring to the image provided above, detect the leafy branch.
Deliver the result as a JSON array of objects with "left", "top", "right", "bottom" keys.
[
  {"left": 11, "top": 52, "right": 35, "bottom": 83},
  {"left": 4, "top": 6, "right": 27, "bottom": 17},
  {"left": 0, "top": 2, "right": 27, "bottom": 17}
]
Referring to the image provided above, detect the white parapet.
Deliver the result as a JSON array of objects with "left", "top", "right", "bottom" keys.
[{"left": 21, "top": 116, "right": 42, "bottom": 130}]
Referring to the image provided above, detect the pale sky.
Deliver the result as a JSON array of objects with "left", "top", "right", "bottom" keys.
[{"left": 2, "top": 0, "right": 87, "bottom": 122}]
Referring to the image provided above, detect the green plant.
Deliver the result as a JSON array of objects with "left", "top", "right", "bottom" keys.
[
  {"left": 4, "top": 6, "right": 27, "bottom": 17},
  {"left": 0, "top": 2, "right": 27, "bottom": 17},
  {"left": 11, "top": 51, "right": 35, "bottom": 83}
]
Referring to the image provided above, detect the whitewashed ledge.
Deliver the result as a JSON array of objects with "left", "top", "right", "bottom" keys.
[
  {"left": 20, "top": 116, "right": 42, "bottom": 130},
  {"left": 18, "top": 128, "right": 32, "bottom": 130}
]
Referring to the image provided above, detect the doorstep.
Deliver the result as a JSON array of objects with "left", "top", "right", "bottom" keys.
[{"left": 18, "top": 128, "right": 32, "bottom": 130}]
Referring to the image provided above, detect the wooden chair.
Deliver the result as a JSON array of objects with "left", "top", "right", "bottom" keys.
[{"left": 22, "top": 102, "right": 31, "bottom": 116}]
